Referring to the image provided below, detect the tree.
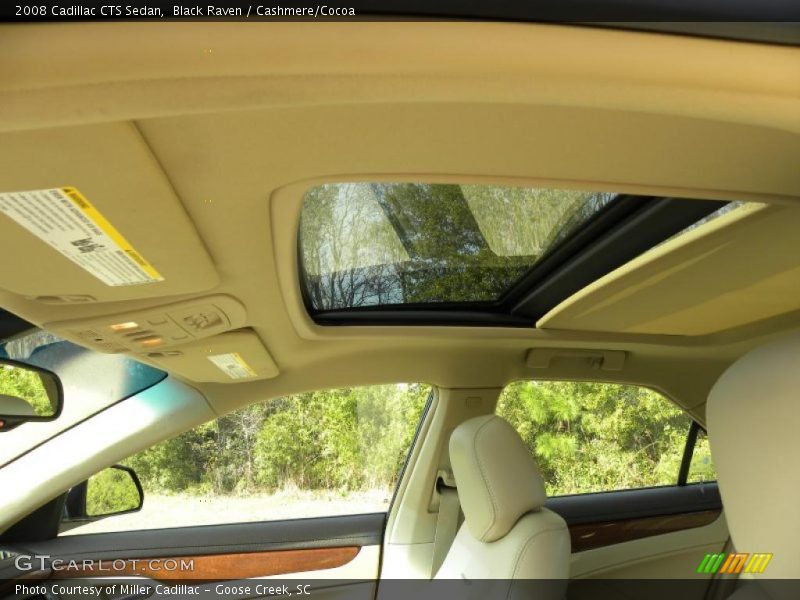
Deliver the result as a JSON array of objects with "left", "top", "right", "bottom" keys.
[
  {"left": 497, "top": 381, "right": 690, "bottom": 495},
  {"left": 299, "top": 183, "right": 615, "bottom": 309},
  {"left": 121, "top": 379, "right": 700, "bottom": 502},
  {"left": 125, "top": 384, "right": 431, "bottom": 496}
]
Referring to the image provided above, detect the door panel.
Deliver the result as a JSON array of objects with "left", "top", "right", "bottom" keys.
[
  {"left": 1, "top": 513, "right": 384, "bottom": 599},
  {"left": 566, "top": 510, "right": 720, "bottom": 553},
  {"left": 566, "top": 520, "right": 729, "bottom": 600},
  {"left": 547, "top": 483, "right": 722, "bottom": 552},
  {"left": 50, "top": 547, "right": 362, "bottom": 581},
  {"left": 549, "top": 483, "right": 728, "bottom": 597},
  {"left": 18, "top": 513, "right": 384, "bottom": 561}
]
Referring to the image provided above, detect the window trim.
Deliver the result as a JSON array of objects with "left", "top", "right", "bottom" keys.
[
  {"left": 387, "top": 386, "right": 436, "bottom": 513},
  {"left": 678, "top": 421, "right": 701, "bottom": 486},
  {"left": 679, "top": 421, "right": 716, "bottom": 486}
]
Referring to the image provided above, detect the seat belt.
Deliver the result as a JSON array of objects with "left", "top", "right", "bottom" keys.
[{"left": 431, "top": 470, "right": 461, "bottom": 577}]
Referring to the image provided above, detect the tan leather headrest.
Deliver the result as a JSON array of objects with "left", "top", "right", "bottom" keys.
[
  {"left": 0, "top": 394, "right": 35, "bottom": 416},
  {"left": 449, "top": 415, "right": 547, "bottom": 543},
  {"left": 708, "top": 329, "right": 800, "bottom": 580}
]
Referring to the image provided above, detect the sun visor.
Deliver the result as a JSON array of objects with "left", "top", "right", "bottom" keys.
[{"left": 0, "top": 122, "right": 218, "bottom": 302}]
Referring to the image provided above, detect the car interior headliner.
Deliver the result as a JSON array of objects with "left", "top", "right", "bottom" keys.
[{"left": 0, "top": 22, "right": 798, "bottom": 427}]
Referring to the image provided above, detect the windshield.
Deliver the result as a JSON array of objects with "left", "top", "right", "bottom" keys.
[{"left": 0, "top": 329, "right": 166, "bottom": 466}]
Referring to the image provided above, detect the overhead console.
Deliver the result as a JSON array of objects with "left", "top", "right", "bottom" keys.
[
  {"left": 45, "top": 295, "right": 279, "bottom": 383},
  {"left": 45, "top": 295, "right": 246, "bottom": 354},
  {"left": 0, "top": 122, "right": 219, "bottom": 302}
]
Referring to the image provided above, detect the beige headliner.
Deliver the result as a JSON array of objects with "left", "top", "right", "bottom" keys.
[{"left": 0, "top": 22, "right": 799, "bottom": 426}]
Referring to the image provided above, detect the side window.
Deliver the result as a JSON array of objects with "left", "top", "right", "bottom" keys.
[
  {"left": 62, "top": 383, "right": 430, "bottom": 536},
  {"left": 497, "top": 381, "right": 712, "bottom": 496},
  {"left": 687, "top": 428, "right": 716, "bottom": 484}
]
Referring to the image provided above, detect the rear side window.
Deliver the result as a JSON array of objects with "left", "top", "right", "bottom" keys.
[
  {"left": 687, "top": 428, "right": 715, "bottom": 484},
  {"left": 62, "top": 383, "right": 431, "bottom": 535},
  {"left": 497, "top": 381, "right": 715, "bottom": 496}
]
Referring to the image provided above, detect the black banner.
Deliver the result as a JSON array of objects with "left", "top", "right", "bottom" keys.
[
  {"left": 5, "top": 578, "right": 800, "bottom": 600},
  {"left": 5, "top": 0, "right": 800, "bottom": 23}
]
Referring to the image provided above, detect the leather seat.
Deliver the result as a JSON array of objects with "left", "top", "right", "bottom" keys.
[
  {"left": 707, "top": 330, "right": 800, "bottom": 599},
  {"left": 435, "top": 414, "right": 570, "bottom": 591}
]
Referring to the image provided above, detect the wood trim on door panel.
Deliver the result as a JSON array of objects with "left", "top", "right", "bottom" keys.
[
  {"left": 51, "top": 546, "right": 360, "bottom": 582},
  {"left": 570, "top": 510, "right": 721, "bottom": 552}
]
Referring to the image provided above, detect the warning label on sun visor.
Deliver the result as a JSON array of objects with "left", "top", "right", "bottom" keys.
[
  {"left": 208, "top": 353, "right": 258, "bottom": 380},
  {"left": 0, "top": 187, "right": 163, "bottom": 286}
]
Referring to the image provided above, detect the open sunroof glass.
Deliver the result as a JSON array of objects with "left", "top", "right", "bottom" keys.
[{"left": 299, "top": 183, "right": 619, "bottom": 312}]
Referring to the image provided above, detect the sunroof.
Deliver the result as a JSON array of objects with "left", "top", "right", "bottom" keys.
[
  {"left": 299, "top": 183, "right": 616, "bottom": 310},
  {"left": 298, "top": 182, "right": 733, "bottom": 326}
]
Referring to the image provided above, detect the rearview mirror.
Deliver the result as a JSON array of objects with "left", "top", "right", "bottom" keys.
[{"left": 0, "top": 359, "right": 62, "bottom": 432}]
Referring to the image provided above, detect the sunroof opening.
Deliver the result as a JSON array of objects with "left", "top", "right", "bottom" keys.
[
  {"left": 299, "top": 183, "right": 617, "bottom": 311},
  {"left": 298, "top": 182, "right": 737, "bottom": 325}
]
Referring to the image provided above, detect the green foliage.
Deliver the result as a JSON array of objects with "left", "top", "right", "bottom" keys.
[
  {"left": 86, "top": 468, "right": 141, "bottom": 516},
  {"left": 299, "top": 183, "right": 614, "bottom": 309},
  {"left": 122, "top": 380, "right": 714, "bottom": 502},
  {"left": 497, "top": 381, "right": 694, "bottom": 496},
  {"left": 688, "top": 433, "right": 716, "bottom": 483},
  {"left": 126, "top": 384, "right": 430, "bottom": 496},
  {"left": 0, "top": 364, "right": 53, "bottom": 416},
  {"left": 125, "top": 423, "right": 217, "bottom": 492}
]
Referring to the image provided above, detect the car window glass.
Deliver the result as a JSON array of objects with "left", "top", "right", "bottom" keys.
[
  {"left": 61, "top": 383, "right": 431, "bottom": 535},
  {"left": 497, "top": 381, "right": 691, "bottom": 496},
  {"left": 687, "top": 428, "right": 716, "bottom": 484}
]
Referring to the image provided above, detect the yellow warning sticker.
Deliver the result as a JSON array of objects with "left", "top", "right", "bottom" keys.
[
  {"left": 0, "top": 187, "right": 163, "bottom": 286},
  {"left": 207, "top": 352, "right": 257, "bottom": 380}
]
